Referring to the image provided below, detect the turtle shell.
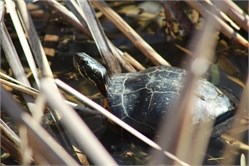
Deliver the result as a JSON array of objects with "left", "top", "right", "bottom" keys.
[{"left": 107, "top": 66, "right": 235, "bottom": 134}]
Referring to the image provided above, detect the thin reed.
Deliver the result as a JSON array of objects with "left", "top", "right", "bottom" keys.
[{"left": 1, "top": 0, "right": 248, "bottom": 165}]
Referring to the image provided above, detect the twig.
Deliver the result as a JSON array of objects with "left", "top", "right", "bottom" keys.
[
  {"left": 220, "top": 0, "right": 249, "bottom": 32},
  {"left": 64, "top": 0, "right": 89, "bottom": 30},
  {"left": 19, "top": 125, "right": 33, "bottom": 165},
  {"left": 2, "top": 2, "right": 84, "bottom": 160},
  {"left": 43, "top": 0, "right": 90, "bottom": 37},
  {"left": 42, "top": 0, "right": 137, "bottom": 72},
  {"left": 0, "top": 72, "right": 39, "bottom": 92},
  {"left": 41, "top": 78, "right": 117, "bottom": 165},
  {"left": 1, "top": 23, "right": 36, "bottom": 113},
  {"left": 1, "top": 88, "right": 79, "bottom": 165},
  {"left": 221, "top": 134, "right": 249, "bottom": 151},
  {"left": 0, "top": 72, "right": 84, "bottom": 109},
  {"left": 203, "top": 0, "right": 240, "bottom": 30},
  {"left": 77, "top": 0, "right": 121, "bottom": 75},
  {"left": 240, "top": 154, "right": 246, "bottom": 166},
  {"left": 186, "top": 1, "right": 249, "bottom": 48},
  {"left": 0, "top": 79, "right": 39, "bottom": 97},
  {"left": 150, "top": 2, "right": 220, "bottom": 164},
  {"left": 123, "top": 52, "right": 145, "bottom": 71},
  {"left": 221, "top": 78, "right": 249, "bottom": 164},
  {"left": 92, "top": 0, "right": 171, "bottom": 66},
  {"left": 15, "top": 0, "right": 53, "bottom": 78},
  {"left": 0, "top": 119, "right": 22, "bottom": 162},
  {"left": 33, "top": 94, "right": 46, "bottom": 124},
  {"left": 1, "top": 24, "right": 31, "bottom": 87},
  {"left": 0, "top": 1, "right": 4, "bottom": 23},
  {"left": 67, "top": 0, "right": 137, "bottom": 72},
  {"left": 5, "top": 0, "right": 40, "bottom": 86}
]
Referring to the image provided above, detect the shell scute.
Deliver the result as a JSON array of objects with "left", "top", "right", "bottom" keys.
[{"left": 107, "top": 66, "right": 235, "bottom": 134}]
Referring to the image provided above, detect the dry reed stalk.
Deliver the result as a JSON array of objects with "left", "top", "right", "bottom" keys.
[
  {"left": 43, "top": 0, "right": 90, "bottom": 36},
  {"left": 107, "top": 40, "right": 137, "bottom": 72},
  {"left": 0, "top": 72, "right": 36, "bottom": 91},
  {"left": 1, "top": 23, "right": 37, "bottom": 115},
  {"left": 15, "top": 0, "right": 53, "bottom": 78},
  {"left": 240, "top": 153, "right": 247, "bottom": 166},
  {"left": 204, "top": 0, "right": 241, "bottom": 30},
  {"left": 43, "top": 0, "right": 138, "bottom": 72},
  {"left": 0, "top": 1, "right": 4, "bottom": 22},
  {"left": 2, "top": 16, "right": 81, "bottom": 165},
  {"left": 222, "top": 0, "right": 249, "bottom": 32},
  {"left": 5, "top": 0, "right": 40, "bottom": 86},
  {"left": 19, "top": 125, "right": 33, "bottom": 165},
  {"left": 1, "top": 119, "right": 22, "bottom": 162},
  {"left": 0, "top": 79, "right": 39, "bottom": 96},
  {"left": 0, "top": 1, "right": 3, "bottom": 58},
  {"left": 92, "top": 0, "right": 171, "bottom": 67},
  {"left": 33, "top": 94, "right": 46, "bottom": 123},
  {"left": 64, "top": 0, "right": 89, "bottom": 29},
  {"left": 221, "top": 79, "right": 249, "bottom": 165},
  {"left": 0, "top": 72, "right": 83, "bottom": 109},
  {"left": 1, "top": 88, "right": 79, "bottom": 165},
  {"left": 122, "top": 52, "right": 145, "bottom": 71},
  {"left": 69, "top": 0, "right": 137, "bottom": 72},
  {"left": 71, "top": 1, "right": 136, "bottom": 72},
  {"left": 186, "top": 1, "right": 249, "bottom": 48},
  {"left": 40, "top": 78, "right": 117, "bottom": 165},
  {"left": 1, "top": 24, "right": 31, "bottom": 87},
  {"left": 221, "top": 134, "right": 249, "bottom": 151},
  {"left": 8, "top": 1, "right": 83, "bottom": 160},
  {"left": 175, "top": 14, "right": 219, "bottom": 165},
  {"left": 150, "top": 2, "right": 221, "bottom": 165},
  {"left": 0, "top": 0, "right": 248, "bottom": 165},
  {"left": 1, "top": 74, "right": 92, "bottom": 159},
  {"left": 77, "top": 0, "right": 121, "bottom": 75}
]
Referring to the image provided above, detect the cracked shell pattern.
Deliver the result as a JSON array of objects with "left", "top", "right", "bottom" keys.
[{"left": 107, "top": 66, "right": 234, "bottom": 134}]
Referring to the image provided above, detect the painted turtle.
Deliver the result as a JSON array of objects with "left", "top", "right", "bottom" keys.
[{"left": 74, "top": 53, "right": 236, "bottom": 135}]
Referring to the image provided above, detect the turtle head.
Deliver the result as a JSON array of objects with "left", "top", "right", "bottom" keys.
[{"left": 73, "top": 53, "right": 108, "bottom": 96}]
